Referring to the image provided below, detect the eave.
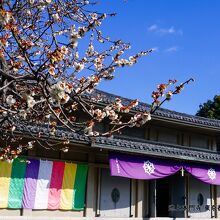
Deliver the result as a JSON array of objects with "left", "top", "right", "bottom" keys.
[
  {"left": 86, "top": 90, "right": 220, "bottom": 133},
  {"left": 13, "top": 123, "right": 220, "bottom": 165}
]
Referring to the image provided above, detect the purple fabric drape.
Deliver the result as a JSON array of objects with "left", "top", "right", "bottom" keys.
[
  {"left": 109, "top": 152, "right": 181, "bottom": 180},
  {"left": 184, "top": 164, "right": 220, "bottom": 185},
  {"left": 109, "top": 152, "right": 220, "bottom": 185}
]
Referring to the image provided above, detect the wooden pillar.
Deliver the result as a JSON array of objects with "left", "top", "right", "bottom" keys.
[
  {"left": 211, "top": 185, "right": 217, "bottom": 218},
  {"left": 215, "top": 185, "right": 220, "bottom": 218},
  {"left": 136, "top": 179, "right": 144, "bottom": 218},
  {"left": 182, "top": 133, "right": 190, "bottom": 147},
  {"left": 96, "top": 167, "right": 101, "bottom": 217},
  {"left": 149, "top": 127, "right": 158, "bottom": 141},
  {"left": 212, "top": 138, "right": 217, "bottom": 151},
  {"left": 130, "top": 179, "right": 136, "bottom": 217},
  {"left": 85, "top": 153, "right": 97, "bottom": 217},
  {"left": 144, "top": 127, "right": 150, "bottom": 140}
]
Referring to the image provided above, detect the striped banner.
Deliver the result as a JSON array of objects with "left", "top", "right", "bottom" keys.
[{"left": 0, "top": 158, "right": 88, "bottom": 210}]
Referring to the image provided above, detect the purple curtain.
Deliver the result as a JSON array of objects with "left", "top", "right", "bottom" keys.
[
  {"left": 109, "top": 152, "right": 181, "bottom": 180},
  {"left": 184, "top": 164, "right": 220, "bottom": 185},
  {"left": 109, "top": 152, "right": 220, "bottom": 185}
]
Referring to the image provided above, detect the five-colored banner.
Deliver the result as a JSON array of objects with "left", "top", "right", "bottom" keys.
[{"left": 0, "top": 158, "right": 88, "bottom": 210}]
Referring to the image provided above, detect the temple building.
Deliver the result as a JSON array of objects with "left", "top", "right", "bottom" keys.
[{"left": 1, "top": 90, "right": 220, "bottom": 219}]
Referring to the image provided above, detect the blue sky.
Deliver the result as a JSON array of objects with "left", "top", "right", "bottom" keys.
[{"left": 94, "top": 0, "right": 220, "bottom": 115}]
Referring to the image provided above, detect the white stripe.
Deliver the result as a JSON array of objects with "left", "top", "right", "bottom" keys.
[{"left": 34, "top": 160, "right": 53, "bottom": 209}]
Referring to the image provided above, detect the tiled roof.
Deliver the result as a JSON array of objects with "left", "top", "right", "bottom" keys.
[
  {"left": 9, "top": 89, "right": 220, "bottom": 165},
  {"left": 93, "top": 136, "right": 220, "bottom": 165},
  {"left": 15, "top": 123, "right": 220, "bottom": 165},
  {"left": 84, "top": 90, "right": 220, "bottom": 129}
]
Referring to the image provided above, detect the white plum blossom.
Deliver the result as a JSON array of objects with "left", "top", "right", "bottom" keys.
[
  {"left": 70, "top": 27, "right": 80, "bottom": 48},
  {"left": 48, "top": 65, "right": 55, "bottom": 76},
  {"left": 19, "top": 110, "right": 27, "bottom": 120},
  {"left": 91, "top": 109, "right": 107, "bottom": 121},
  {"left": 94, "top": 56, "right": 103, "bottom": 70},
  {"left": 61, "top": 94, "right": 70, "bottom": 104},
  {"left": 132, "top": 112, "right": 151, "bottom": 127},
  {"left": 61, "top": 46, "right": 68, "bottom": 55},
  {"left": 113, "top": 98, "right": 123, "bottom": 111},
  {"left": 84, "top": 126, "right": 93, "bottom": 136},
  {"left": 50, "top": 81, "right": 73, "bottom": 104},
  {"left": 27, "top": 141, "right": 34, "bottom": 149},
  {"left": 166, "top": 91, "right": 173, "bottom": 100},
  {"left": 104, "top": 106, "right": 112, "bottom": 116},
  {"left": 29, "top": 0, "right": 35, "bottom": 4},
  {"left": 74, "top": 62, "right": 85, "bottom": 72},
  {"left": 70, "top": 40, "right": 78, "bottom": 49},
  {"left": 86, "top": 44, "right": 94, "bottom": 57},
  {"left": 108, "top": 110, "right": 118, "bottom": 121},
  {"left": 26, "top": 10, "right": 32, "bottom": 16},
  {"left": 129, "top": 56, "right": 137, "bottom": 65},
  {"left": 6, "top": 95, "right": 16, "bottom": 106},
  {"left": 115, "top": 59, "right": 130, "bottom": 67},
  {"left": 2, "top": 111, "right": 7, "bottom": 117},
  {"left": 26, "top": 96, "right": 36, "bottom": 108},
  {"left": 52, "top": 13, "right": 60, "bottom": 22},
  {"left": 75, "top": 51, "right": 79, "bottom": 59}
]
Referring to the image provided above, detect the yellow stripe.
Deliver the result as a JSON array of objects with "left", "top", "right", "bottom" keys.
[
  {"left": 0, "top": 161, "right": 12, "bottom": 208},
  {"left": 60, "top": 163, "right": 77, "bottom": 209}
]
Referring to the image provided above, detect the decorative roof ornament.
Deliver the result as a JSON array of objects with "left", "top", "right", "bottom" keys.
[
  {"left": 207, "top": 168, "right": 216, "bottom": 180},
  {"left": 143, "top": 161, "right": 155, "bottom": 175}
]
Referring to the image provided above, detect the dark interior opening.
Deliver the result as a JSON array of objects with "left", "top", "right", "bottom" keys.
[{"left": 156, "top": 178, "right": 169, "bottom": 217}]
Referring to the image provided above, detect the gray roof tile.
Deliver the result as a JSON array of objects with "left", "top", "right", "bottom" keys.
[
  {"left": 14, "top": 122, "right": 220, "bottom": 165},
  {"left": 88, "top": 90, "right": 220, "bottom": 129},
  {"left": 9, "top": 90, "right": 220, "bottom": 164}
]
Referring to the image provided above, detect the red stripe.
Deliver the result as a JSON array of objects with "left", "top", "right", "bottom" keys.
[{"left": 48, "top": 161, "right": 65, "bottom": 209}]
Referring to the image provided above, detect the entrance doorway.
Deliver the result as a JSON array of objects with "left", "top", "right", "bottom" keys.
[
  {"left": 156, "top": 178, "right": 169, "bottom": 217},
  {"left": 149, "top": 173, "right": 185, "bottom": 218}
]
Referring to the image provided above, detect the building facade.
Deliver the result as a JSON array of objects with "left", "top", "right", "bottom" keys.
[{"left": 1, "top": 90, "right": 220, "bottom": 220}]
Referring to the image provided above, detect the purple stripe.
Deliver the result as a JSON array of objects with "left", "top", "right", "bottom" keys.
[{"left": 22, "top": 159, "right": 40, "bottom": 209}]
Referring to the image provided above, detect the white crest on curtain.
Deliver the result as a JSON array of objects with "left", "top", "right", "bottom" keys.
[
  {"left": 143, "top": 161, "right": 155, "bottom": 175},
  {"left": 207, "top": 168, "right": 216, "bottom": 180}
]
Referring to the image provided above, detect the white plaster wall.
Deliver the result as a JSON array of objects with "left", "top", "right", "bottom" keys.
[
  {"left": 99, "top": 168, "right": 130, "bottom": 217},
  {"left": 188, "top": 177, "right": 211, "bottom": 218}
]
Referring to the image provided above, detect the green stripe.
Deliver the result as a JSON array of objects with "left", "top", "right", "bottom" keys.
[
  {"left": 8, "top": 158, "right": 27, "bottom": 208},
  {"left": 72, "top": 164, "right": 88, "bottom": 210}
]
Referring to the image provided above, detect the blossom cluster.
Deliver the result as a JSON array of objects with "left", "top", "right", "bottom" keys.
[{"left": 0, "top": 0, "right": 192, "bottom": 161}]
